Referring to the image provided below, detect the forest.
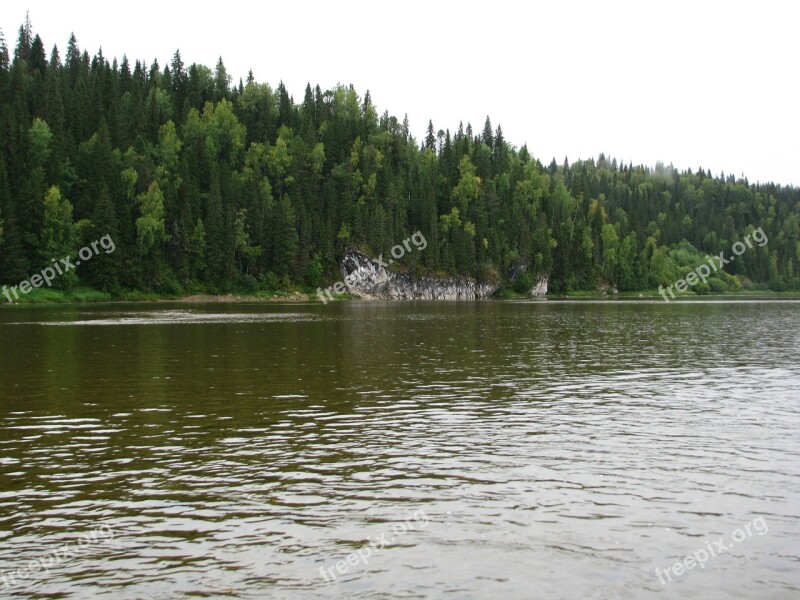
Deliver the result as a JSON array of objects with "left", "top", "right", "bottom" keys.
[{"left": 2, "top": 17, "right": 799, "bottom": 300}]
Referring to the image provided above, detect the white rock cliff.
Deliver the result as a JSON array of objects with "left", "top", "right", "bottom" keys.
[{"left": 340, "top": 250, "right": 498, "bottom": 300}]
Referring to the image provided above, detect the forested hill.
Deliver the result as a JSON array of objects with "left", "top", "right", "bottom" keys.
[{"left": 1, "top": 20, "right": 799, "bottom": 299}]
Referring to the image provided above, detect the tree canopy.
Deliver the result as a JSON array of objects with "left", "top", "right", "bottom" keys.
[{"left": 1, "top": 20, "right": 798, "bottom": 296}]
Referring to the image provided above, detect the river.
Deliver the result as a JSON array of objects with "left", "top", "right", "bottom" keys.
[{"left": 1, "top": 299, "right": 799, "bottom": 598}]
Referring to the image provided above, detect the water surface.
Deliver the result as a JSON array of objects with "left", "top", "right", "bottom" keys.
[{"left": 1, "top": 300, "right": 799, "bottom": 598}]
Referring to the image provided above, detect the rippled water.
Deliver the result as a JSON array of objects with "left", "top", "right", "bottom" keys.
[{"left": 1, "top": 300, "right": 799, "bottom": 598}]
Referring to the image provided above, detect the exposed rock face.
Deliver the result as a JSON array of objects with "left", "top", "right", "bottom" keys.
[
  {"left": 597, "top": 281, "right": 619, "bottom": 295},
  {"left": 341, "top": 250, "right": 498, "bottom": 300},
  {"left": 531, "top": 275, "right": 549, "bottom": 298}
]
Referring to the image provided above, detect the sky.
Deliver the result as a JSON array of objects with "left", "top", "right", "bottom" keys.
[{"left": 2, "top": 0, "right": 798, "bottom": 185}]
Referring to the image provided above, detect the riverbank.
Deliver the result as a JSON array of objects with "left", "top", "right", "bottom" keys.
[
  {"left": 0, "top": 286, "right": 311, "bottom": 306},
  {"left": 2, "top": 285, "right": 798, "bottom": 306}
]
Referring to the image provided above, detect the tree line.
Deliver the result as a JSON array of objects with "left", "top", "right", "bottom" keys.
[{"left": 2, "top": 17, "right": 799, "bottom": 297}]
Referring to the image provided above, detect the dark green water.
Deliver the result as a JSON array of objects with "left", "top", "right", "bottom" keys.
[{"left": 1, "top": 300, "right": 799, "bottom": 599}]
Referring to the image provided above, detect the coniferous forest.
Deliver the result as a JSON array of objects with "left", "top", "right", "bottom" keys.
[{"left": 2, "top": 18, "right": 799, "bottom": 300}]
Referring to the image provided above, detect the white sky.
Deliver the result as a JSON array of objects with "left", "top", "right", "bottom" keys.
[{"left": 3, "top": 0, "right": 798, "bottom": 185}]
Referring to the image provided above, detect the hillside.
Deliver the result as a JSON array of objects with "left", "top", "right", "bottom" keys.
[{"left": 1, "top": 19, "right": 799, "bottom": 299}]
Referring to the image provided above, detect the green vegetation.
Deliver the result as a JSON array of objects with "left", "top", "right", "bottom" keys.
[{"left": 2, "top": 17, "right": 799, "bottom": 303}]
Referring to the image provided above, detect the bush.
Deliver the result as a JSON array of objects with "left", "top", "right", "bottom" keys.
[
  {"left": 305, "top": 256, "right": 324, "bottom": 287},
  {"left": 155, "top": 273, "right": 184, "bottom": 296},
  {"left": 512, "top": 272, "right": 533, "bottom": 294},
  {"left": 739, "top": 276, "right": 756, "bottom": 291},
  {"left": 694, "top": 281, "right": 711, "bottom": 295},
  {"left": 709, "top": 278, "right": 727, "bottom": 294},
  {"left": 238, "top": 274, "right": 259, "bottom": 293},
  {"left": 479, "top": 262, "right": 500, "bottom": 284},
  {"left": 259, "top": 272, "right": 279, "bottom": 291}
]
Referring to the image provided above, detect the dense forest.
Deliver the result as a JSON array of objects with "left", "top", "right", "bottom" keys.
[{"left": 1, "top": 18, "right": 799, "bottom": 300}]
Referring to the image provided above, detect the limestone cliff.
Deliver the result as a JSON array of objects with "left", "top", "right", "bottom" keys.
[
  {"left": 340, "top": 250, "right": 498, "bottom": 300},
  {"left": 531, "top": 275, "right": 549, "bottom": 298}
]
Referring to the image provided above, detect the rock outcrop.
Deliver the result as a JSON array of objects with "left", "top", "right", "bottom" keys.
[
  {"left": 597, "top": 281, "right": 619, "bottom": 295},
  {"left": 531, "top": 275, "right": 549, "bottom": 298},
  {"left": 340, "top": 250, "right": 498, "bottom": 300}
]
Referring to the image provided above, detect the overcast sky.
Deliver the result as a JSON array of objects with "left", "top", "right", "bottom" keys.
[{"left": 2, "top": 0, "right": 798, "bottom": 185}]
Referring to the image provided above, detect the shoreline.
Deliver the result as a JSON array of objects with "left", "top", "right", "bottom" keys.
[
  {"left": 156, "top": 293, "right": 311, "bottom": 303},
  {"left": 0, "top": 289, "right": 312, "bottom": 307},
  {"left": 2, "top": 289, "right": 799, "bottom": 307}
]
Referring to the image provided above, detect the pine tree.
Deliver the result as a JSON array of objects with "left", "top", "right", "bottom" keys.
[
  {"left": 15, "top": 13, "right": 32, "bottom": 63},
  {"left": 44, "top": 46, "right": 65, "bottom": 182},
  {"left": 171, "top": 49, "right": 187, "bottom": 118},
  {"left": 424, "top": 120, "right": 436, "bottom": 151},
  {"left": 85, "top": 183, "right": 120, "bottom": 291},
  {"left": 481, "top": 116, "right": 493, "bottom": 147}
]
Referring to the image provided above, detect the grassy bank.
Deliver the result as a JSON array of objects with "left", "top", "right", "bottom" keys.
[
  {"left": 550, "top": 289, "right": 800, "bottom": 300},
  {"left": 2, "top": 285, "right": 798, "bottom": 307},
  {"left": 0, "top": 286, "right": 312, "bottom": 306}
]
